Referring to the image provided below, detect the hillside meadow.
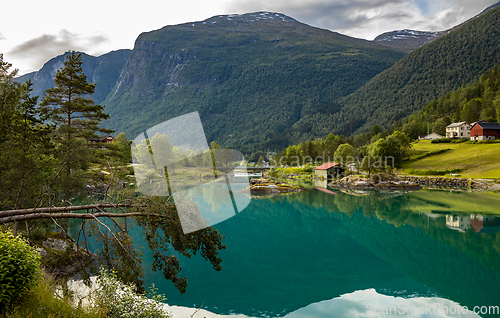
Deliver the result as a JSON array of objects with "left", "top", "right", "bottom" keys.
[
  {"left": 403, "top": 189, "right": 500, "bottom": 214},
  {"left": 400, "top": 140, "right": 500, "bottom": 178}
]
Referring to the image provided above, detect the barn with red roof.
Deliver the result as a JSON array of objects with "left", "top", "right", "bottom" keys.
[{"left": 314, "top": 163, "right": 345, "bottom": 179}]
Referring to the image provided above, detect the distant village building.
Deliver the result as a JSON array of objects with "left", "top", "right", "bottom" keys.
[
  {"left": 470, "top": 215, "right": 500, "bottom": 233},
  {"left": 445, "top": 122, "right": 470, "bottom": 139},
  {"left": 469, "top": 121, "right": 500, "bottom": 141},
  {"left": 89, "top": 135, "right": 115, "bottom": 144},
  {"left": 314, "top": 163, "right": 345, "bottom": 179},
  {"left": 446, "top": 215, "right": 471, "bottom": 232},
  {"left": 419, "top": 132, "right": 444, "bottom": 140}
]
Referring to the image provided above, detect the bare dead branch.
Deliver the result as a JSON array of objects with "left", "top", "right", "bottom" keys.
[
  {"left": 0, "top": 203, "right": 138, "bottom": 218},
  {"left": 90, "top": 214, "right": 139, "bottom": 265},
  {"left": 103, "top": 160, "right": 114, "bottom": 203},
  {"left": 190, "top": 301, "right": 205, "bottom": 318},
  {"left": 0, "top": 211, "right": 171, "bottom": 224},
  {"left": 94, "top": 205, "right": 126, "bottom": 234},
  {"left": 50, "top": 217, "right": 66, "bottom": 233}
]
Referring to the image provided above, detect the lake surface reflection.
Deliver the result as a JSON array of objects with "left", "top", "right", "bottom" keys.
[{"left": 86, "top": 188, "right": 500, "bottom": 317}]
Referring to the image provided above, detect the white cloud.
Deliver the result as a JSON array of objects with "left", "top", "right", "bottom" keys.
[
  {"left": 7, "top": 29, "right": 109, "bottom": 74},
  {"left": 2, "top": 0, "right": 498, "bottom": 74},
  {"left": 225, "top": 0, "right": 499, "bottom": 39}
]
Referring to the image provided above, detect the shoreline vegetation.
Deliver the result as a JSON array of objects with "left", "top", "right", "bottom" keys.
[
  {"left": 247, "top": 178, "right": 303, "bottom": 194},
  {"left": 263, "top": 139, "right": 500, "bottom": 193},
  {"left": 328, "top": 174, "right": 496, "bottom": 191}
]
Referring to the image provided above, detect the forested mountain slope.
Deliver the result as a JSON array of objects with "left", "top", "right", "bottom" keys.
[
  {"left": 16, "top": 50, "right": 131, "bottom": 105},
  {"left": 291, "top": 6, "right": 500, "bottom": 141},
  {"left": 100, "top": 12, "right": 404, "bottom": 152}
]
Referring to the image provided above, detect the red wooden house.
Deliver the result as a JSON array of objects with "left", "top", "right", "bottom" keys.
[{"left": 469, "top": 121, "right": 500, "bottom": 141}]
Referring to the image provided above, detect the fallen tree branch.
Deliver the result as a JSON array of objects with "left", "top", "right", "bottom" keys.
[
  {"left": 0, "top": 211, "right": 171, "bottom": 224},
  {"left": 90, "top": 214, "right": 140, "bottom": 265},
  {"left": 0, "top": 203, "right": 138, "bottom": 218}
]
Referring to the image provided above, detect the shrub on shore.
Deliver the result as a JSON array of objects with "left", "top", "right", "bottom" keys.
[{"left": 0, "top": 230, "right": 41, "bottom": 311}]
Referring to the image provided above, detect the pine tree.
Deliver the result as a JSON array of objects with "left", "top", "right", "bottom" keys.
[
  {"left": 40, "top": 51, "right": 112, "bottom": 193},
  {"left": 40, "top": 51, "right": 113, "bottom": 235},
  {"left": 0, "top": 56, "right": 56, "bottom": 211}
]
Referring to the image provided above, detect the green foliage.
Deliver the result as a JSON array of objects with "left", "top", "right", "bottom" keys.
[
  {"left": 2, "top": 274, "right": 103, "bottom": 318},
  {"left": 292, "top": 7, "right": 500, "bottom": 138},
  {"left": 100, "top": 14, "right": 404, "bottom": 153},
  {"left": 390, "top": 64, "right": 500, "bottom": 142},
  {"left": 0, "top": 231, "right": 41, "bottom": 310},
  {"left": 40, "top": 52, "right": 113, "bottom": 194},
  {"left": 334, "top": 143, "right": 355, "bottom": 162},
  {"left": 404, "top": 148, "right": 450, "bottom": 162},
  {"left": 15, "top": 50, "right": 131, "bottom": 107},
  {"left": 432, "top": 117, "right": 450, "bottom": 135},
  {"left": 369, "top": 131, "right": 411, "bottom": 169},
  {"left": 431, "top": 138, "right": 450, "bottom": 143},
  {"left": 0, "top": 55, "right": 58, "bottom": 211},
  {"left": 93, "top": 269, "right": 171, "bottom": 318},
  {"left": 276, "top": 134, "right": 352, "bottom": 166},
  {"left": 403, "top": 168, "right": 462, "bottom": 176},
  {"left": 401, "top": 140, "right": 500, "bottom": 178},
  {"left": 257, "top": 155, "right": 265, "bottom": 166}
]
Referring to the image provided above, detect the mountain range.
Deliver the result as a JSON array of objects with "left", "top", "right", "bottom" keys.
[
  {"left": 16, "top": 3, "right": 500, "bottom": 155},
  {"left": 373, "top": 0, "right": 500, "bottom": 52},
  {"left": 290, "top": 4, "right": 500, "bottom": 141}
]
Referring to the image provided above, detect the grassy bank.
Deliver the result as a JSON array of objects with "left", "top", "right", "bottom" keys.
[
  {"left": 401, "top": 140, "right": 500, "bottom": 179},
  {"left": 2, "top": 275, "right": 103, "bottom": 318},
  {"left": 270, "top": 166, "right": 314, "bottom": 179},
  {"left": 404, "top": 190, "right": 500, "bottom": 214}
]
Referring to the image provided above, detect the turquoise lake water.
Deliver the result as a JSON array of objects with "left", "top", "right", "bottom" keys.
[{"left": 72, "top": 188, "right": 500, "bottom": 317}]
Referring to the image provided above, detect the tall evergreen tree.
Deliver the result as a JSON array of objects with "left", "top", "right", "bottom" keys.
[
  {"left": 0, "top": 55, "right": 55, "bottom": 211},
  {"left": 40, "top": 51, "right": 112, "bottom": 196},
  {"left": 1, "top": 55, "right": 227, "bottom": 293},
  {"left": 40, "top": 51, "right": 113, "bottom": 235}
]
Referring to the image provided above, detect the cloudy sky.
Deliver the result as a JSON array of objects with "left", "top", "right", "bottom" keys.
[{"left": 1, "top": 0, "right": 498, "bottom": 75}]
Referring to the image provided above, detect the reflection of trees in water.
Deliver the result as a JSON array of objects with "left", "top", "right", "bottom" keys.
[
  {"left": 285, "top": 189, "right": 500, "bottom": 277},
  {"left": 182, "top": 183, "right": 232, "bottom": 212},
  {"left": 202, "top": 184, "right": 232, "bottom": 212}
]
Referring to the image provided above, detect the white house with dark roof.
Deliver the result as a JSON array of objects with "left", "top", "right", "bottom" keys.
[{"left": 445, "top": 122, "right": 470, "bottom": 139}]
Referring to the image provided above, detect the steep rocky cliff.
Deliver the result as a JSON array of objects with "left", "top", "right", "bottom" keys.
[{"left": 16, "top": 49, "right": 131, "bottom": 105}]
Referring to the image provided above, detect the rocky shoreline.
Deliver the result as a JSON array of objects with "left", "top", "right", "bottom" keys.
[
  {"left": 36, "top": 236, "right": 96, "bottom": 279},
  {"left": 248, "top": 178, "right": 303, "bottom": 194},
  {"left": 397, "top": 175, "right": 493, "bottom": 190},
  {"left": 329, "top": 175, "right": 422, "bottom": 190},
  {"left": 328, "top": 174, "right": 496, "bottom": 191}
]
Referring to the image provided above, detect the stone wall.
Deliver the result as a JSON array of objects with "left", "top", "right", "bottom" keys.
[{"left": 398, "top": 176, "right": 490, "bottom": 189}]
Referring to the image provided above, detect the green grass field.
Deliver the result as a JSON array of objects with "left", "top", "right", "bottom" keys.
[
  {"left": 401, "top": 140, "right": 500, "bottom": 179},
  {"left": 404, "top": 190, "right": 500, "bottom": 214}
]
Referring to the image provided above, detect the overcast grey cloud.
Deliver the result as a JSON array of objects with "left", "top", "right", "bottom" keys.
[
  {"left": 225, "top": 0, "right": 499, "bottom": 39},
  {"left": 3, "top": 0, "right": 498, "bottom": 74},
  {"left": 8, "top": 29, "right": 109, "bottom": 73}
]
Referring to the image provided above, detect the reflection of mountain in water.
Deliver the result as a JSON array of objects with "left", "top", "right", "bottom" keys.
[{"left": 137, "top": 189, "right": 500, "bottom": 317}]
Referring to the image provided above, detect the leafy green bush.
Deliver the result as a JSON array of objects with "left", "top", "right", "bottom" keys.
[
  {"left": 93, "top": 269, "right": 171, "bottom": 318},
  {"left": 404, "top": 168, "right": 462, "bottom": 176},
  {"left": 467, "top": 139, "right": 500, "bottom": 144},
  {"left": 302, "top": 166, "right": 314, "bottom": 173},
  {"left": 0, "top": 230, "right": 41, "bottom": 310},
  {"left": 431, "top": 138, "right": 452, "bottom": 143},
  {"left": 2, "top": 274, "right": 103, "bottom": 318}
]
